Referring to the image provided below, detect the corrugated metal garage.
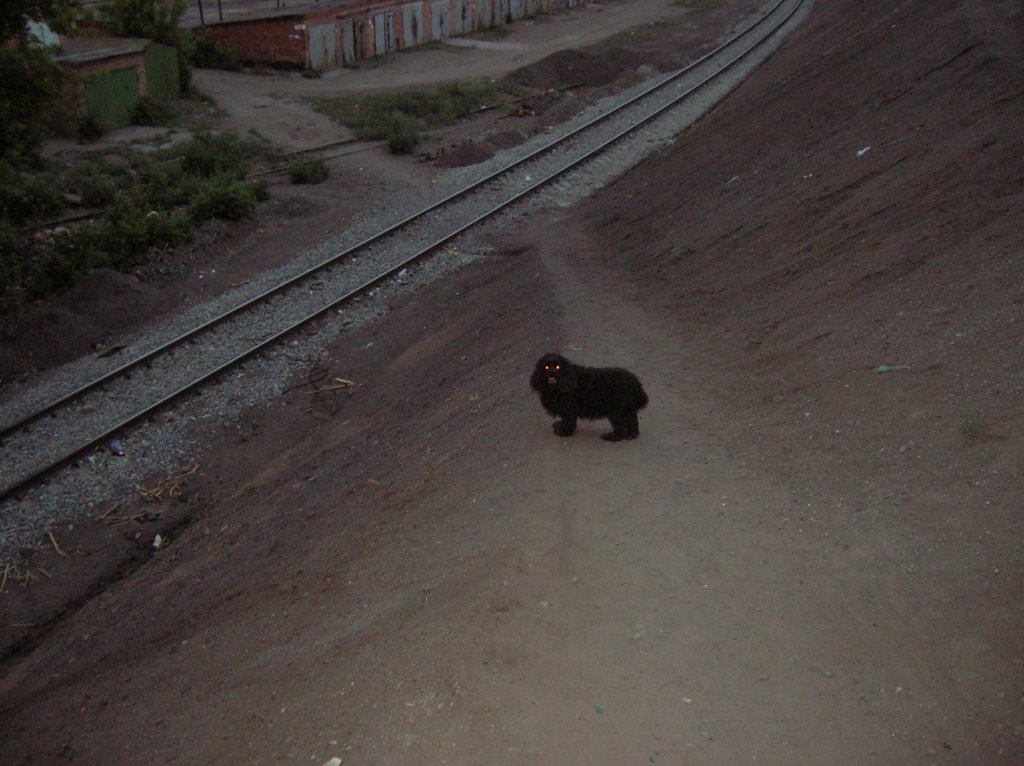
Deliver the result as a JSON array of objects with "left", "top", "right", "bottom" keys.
[{"left": 201, "top": 0, "right": 582, "bottom": 71}]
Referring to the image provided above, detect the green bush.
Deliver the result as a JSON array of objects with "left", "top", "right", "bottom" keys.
[
  {"left": 0, "top": 162, "right": 63, "bottom": 224},
  {"left": 68, "top": 164, "right": 119, "bottom": 207},
  {"left": 78, "top": 116, "right": 104, "bottom": 143},
  {"left": 188, "top": 175, "right": 258, "bottom": 222},
  {"left": 189, "top": 30, "right": 239, "bottom": 71},
  {"left": 381, "top": 111, "right": 421, "bottom": 154},
  {"left": 180, "top": 131, "right": 276, "bottom": 178},
  {"left": 0, "top": 46, "right": 75, "bottom": 165},
  {"left": 0, "top": 221, "right": 23, "bottom": 311},
  {"left": 128, "top": 162, "right": 201, "bottom": 210},
  {"left": 29, "top": 228, "right": 98, "bottom": 298},
  {"left": 288, "top": 156, "right": 329, "bottom": 184},
  {"left": 249, "top": 178, "right": 270, "bottom": 201},
  {"left": 131, "top": 96, "right": 175, "bottom": 127},
  {"left": 100, "top": 201, "right": 192, "bottom": 268},
  {"left": 1, "top": 127, "right": 279, "bottom": 312}
]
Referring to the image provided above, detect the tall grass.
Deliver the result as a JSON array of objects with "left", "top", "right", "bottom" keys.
[{"left": 315, "top": 81, "right": 517, "bottom": 153}]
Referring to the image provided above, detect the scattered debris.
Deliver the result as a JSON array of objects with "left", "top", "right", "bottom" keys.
[
  {"left": 135, "top": 461, "right": 199, "bottom": 502},
  {"left": 152, "top": 534, "right": 163, "bottom": 550},
  {"left": 103, "top": 509, "right": 163, "bottom": 527},
  {"left": 0, "top": 563, "right": 52, "bottom": 591},
  {"left": 317, "top": 378, "right": 357, "bottom": 393},
  {"left": 109, "top": 438, "right": 126, "bottom": 456},
  {"left": 857, "top": 145, "right": 871, "bottom": 157},
  {"left": 46, "top": 529, "right": 69, "bottom": 557},
  {"left": 873, "top": 364, "right": 912, "bottom": 373}
]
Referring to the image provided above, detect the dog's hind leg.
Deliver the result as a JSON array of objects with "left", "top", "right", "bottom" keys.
[
  {"left": 601, "top": 414, "right": 629, "bottom": 442},
  {"left": 625, "top": 410, "right": 640, "bottom": 438}
]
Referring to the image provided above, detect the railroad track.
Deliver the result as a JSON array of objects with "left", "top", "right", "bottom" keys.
[{"left": 0, "top": 0, "right": 805, "bottom": 502}]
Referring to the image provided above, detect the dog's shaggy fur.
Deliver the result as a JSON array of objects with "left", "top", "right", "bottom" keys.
[{"left": 530, "top": 353, "right": 649, "bottom": 441}]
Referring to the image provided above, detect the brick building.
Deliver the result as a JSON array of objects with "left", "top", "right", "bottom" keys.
[{"left": 200, "top": 0, "right": 580, "bottom": 70}]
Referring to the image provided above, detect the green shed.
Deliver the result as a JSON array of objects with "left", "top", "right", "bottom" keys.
[
  {"left": 59, "top": 38, "right": 181, "bottom": 131},
  {"left": 143, "top": 42, "right": 181, "bottom": 102}
]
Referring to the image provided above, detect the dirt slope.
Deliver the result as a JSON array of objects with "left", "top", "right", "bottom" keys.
[{"left": 1, "top": 0, "right": 1022, "bottom": 764}]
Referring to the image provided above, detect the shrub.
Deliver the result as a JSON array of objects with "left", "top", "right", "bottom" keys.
[
  {"left": 381, "top": 111, "right": 421, "bottom": 154},
  {"left": 189, "top": 30, "right": 239, "bottom": 71},
  {"left": 100, "top": 201, "right": 192, "bottom": 268},
  {"left": 249, "top": 178, "right": 270, "bottom": 201},
  {"left": 78, "top": 116, "right": 104, "bottom": 143},
  {"left": 0, "top": 221, "right": 23, "bottom": 311},
  {"left": 180, "top": 131, "right": 276, "bottom": 178},
  {"left": 68, "top": 164, "right": 119, "bottom": 207},
  {"left": 131, "top": 96, "right": 175, "bottom": 127},
  {"left": 29, "top": 228, "right": 99, "bottom": 298},
  {"left": 0, "top": 46, "right": 75, "bottom": 165},
  {"left": 129, "top": 162, "right": 201, "bottom": 210},
  {"left": 1, "top": 126, "right": 278, "bottom": 311},
  {"left": 24, "top": 203, "right": 194, "bottom": 298},
  {"left": 288, "top": 156, "right": 329, "bottom": 184},
  {"left": 0, "top": 162, "right": 64, "bottom": 224},
  {"left": 188, "top": 175, "right": 258, "bottom": 222}
]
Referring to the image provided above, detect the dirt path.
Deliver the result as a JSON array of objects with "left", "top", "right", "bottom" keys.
[{"left": 0, "top": 220, "right": 877, "bottom": 764}]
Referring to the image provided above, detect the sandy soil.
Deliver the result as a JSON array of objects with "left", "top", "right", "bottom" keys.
[{"left": 1, "top": 0, "right": 1023, "bottom": 764}]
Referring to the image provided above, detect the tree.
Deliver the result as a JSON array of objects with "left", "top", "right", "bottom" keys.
[
  {"left": 103, "top": 0, "right": 187, "bottom": 44},
  {"left": 0, "top": 0, "right": 80, "bottom": 42},
  {"left": 103, "top": 0, "right": 192, "bottom": 90}
]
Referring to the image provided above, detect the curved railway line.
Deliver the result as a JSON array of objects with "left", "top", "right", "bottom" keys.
[{"left": 0, "top": 0, "right": 806, "bottom": 504}]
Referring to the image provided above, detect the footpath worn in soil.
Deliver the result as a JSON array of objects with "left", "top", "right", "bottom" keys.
[{"left": 1, "top": 0, "right": 1022, "bottom": 763}]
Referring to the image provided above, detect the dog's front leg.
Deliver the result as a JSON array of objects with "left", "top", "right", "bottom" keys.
[{"left": 553, "top": 415, "right": 577, "bottom": 437}]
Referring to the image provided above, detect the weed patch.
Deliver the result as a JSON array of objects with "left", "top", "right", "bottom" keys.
[
  {"left": 315, "top": 81, "right": 516, "bottom": 153},
  {"left": 0, "top": 131, "right": 278, "bottom": 313},
  {"left": 288, "top": 157, "right": 329, "bottom": 184},
  {"left": 179, "top": 130, "right": 278, "bottom": 178},
  {"left": 960, "top": 408, "right": 988, "bottom": 440}
]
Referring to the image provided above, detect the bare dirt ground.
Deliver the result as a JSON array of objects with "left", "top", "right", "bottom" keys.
[{"left": 2, "top": 0, "right": 1023, "bottom": 764}]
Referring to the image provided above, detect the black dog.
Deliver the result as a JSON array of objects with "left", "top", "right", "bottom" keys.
[{"left": 530, "top": 353, "right": 648, "bottom": 441}]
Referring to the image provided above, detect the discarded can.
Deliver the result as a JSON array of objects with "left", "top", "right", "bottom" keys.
[{"left": 109, "top": 438, "right": 125, "bottom": 456}]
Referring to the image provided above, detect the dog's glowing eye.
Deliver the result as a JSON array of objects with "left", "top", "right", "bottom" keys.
[{"left": 555, "top": 365, "right": 560, "bottom": 370}]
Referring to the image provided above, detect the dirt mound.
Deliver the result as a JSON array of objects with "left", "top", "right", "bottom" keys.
[
  {"left": 430, "top": 129, "right": 528, "bottom": 168},
  {"left": 0, "top": 268, "right": 171, "bottom": 380},
  {"left": 508, "top": 48, "right": 644, "bottom": 90},
  {"left": 431, "top": 139, "right": 495, "bottom": 168}
]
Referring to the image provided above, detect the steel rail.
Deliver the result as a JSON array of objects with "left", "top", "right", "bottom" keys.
[{"left": 0, "top": 0, "right": 802, "bottom": 500}]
